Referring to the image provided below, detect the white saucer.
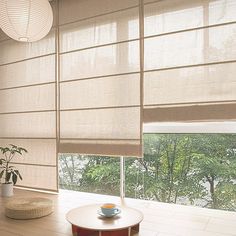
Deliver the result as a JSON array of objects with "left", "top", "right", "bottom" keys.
[{"left": 97, "top": 208, "right": 121, "bottom": 218}]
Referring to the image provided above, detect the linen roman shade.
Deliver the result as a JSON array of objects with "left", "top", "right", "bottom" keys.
[
  {"left": 1, "top": 0, "right": 234, "bottom": 192},
  {"left": 0, "top": 28, "right": 58, "bottom": 191},
  {"left": 0, "top": 0, "right": 143, "bottom": 191},
  {"left": 58, "top": 0, "right": 143, "bottom": 157},
  {"left": 143, "top": 0, "right": 236, "bottom": 122}
]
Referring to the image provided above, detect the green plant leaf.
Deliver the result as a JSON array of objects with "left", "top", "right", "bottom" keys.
[
  {"left": 6, "top": 172, "right": 11, "bottom": 183},
  {"left": 9, "top": 144, "right": 17, "bottom": 148},
  {"left": 12, "top": 173, "right": 17, "bottom": 185},
  {"left": 18, "top": 173, "right": 23, "bottom": 180},
  {"left": 0, "top": 147, "right": 10, "bottom": 154},
  {"left": 0, "top": 170, "right": 5, "bottom": 179},
  {"left": 14, "top": 170, "right": 22, "bottom": 180}
]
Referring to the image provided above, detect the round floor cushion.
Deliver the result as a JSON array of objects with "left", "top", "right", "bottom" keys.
[{"left": 5, "top": 197, "right": 53, "bottom": 220}]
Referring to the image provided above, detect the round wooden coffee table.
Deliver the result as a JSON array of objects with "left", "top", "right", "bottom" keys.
[{"left": 66, "top": 204, "right": 143, "bottom": 236}]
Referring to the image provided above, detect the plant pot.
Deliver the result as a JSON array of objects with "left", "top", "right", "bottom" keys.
[{"left": 1, "top": 183, "right": 13, "bottom": 197}]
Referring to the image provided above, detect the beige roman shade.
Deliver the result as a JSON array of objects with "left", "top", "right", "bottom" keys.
[
  {"left": 0, "top": 0, "right": 143, "bottom": 191},
  {"left": 143, "top": 0, "right": 236, "bottom": 122},
  {"left": 1, "top": 0, "right": 234, "bottom": 192},
  {"left": 0, "top": 28, "right": 57, "bottom": 191},
  {"left": 58, "top": 0, "right": 143, "bottom": 157}
]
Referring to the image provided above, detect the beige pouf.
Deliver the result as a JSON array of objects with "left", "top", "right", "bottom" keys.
[{"left": 5, "top": 197, "right": 53, "bottom": 220}]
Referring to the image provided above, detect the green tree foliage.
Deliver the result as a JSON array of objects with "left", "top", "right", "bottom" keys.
[
  {"left": 125, "top": 134, "right": 207, "bottom": 204},
  {"left": 190, "top": 134, "right": 236, "bottom": 210},
  {"left": 79, "top": 156, "right": 120, "bottom": 196},
  {"left": 59, "top": 154, "right": 120, "bottom": 196},
  {"left": 59, "top": 134, "right": 236, "bottom": 212}
]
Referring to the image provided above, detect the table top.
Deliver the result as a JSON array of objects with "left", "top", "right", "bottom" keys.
[{"left": 66, "top": 204, "right": 143, "bottom": 231}]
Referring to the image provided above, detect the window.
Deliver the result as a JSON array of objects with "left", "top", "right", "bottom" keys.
[
  {"left": 125, "top": 133, "right": 236, "bottom": 211},
  {"left": 59, "top": 154, "right": 120, "bottom": 196},
  {"left": 59, "top": 122, "right": 236, "bottom": 212}
]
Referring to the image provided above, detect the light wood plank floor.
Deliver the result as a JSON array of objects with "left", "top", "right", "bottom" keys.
[{"left": 0, "top": 188, "right": 235, "bottom": 236}]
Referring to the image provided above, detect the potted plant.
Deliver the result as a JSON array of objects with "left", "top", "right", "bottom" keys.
[{"left": 0, "top": 144, "right": 27, "bottom": 197}]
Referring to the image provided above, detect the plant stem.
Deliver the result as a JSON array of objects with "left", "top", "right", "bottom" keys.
[{"left": 5, "top": 161, "right": 9, "bottom": 183}]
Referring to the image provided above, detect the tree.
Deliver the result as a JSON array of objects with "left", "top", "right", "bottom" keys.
[
  {"left": 59, "top": 154, "right": 120, "bottom": 196},
  {"left": 125, "top": 134, "right": 206, "bottom": 204},
  {"left": 191, "top": 134, "right": 236, "bottom": 210},
  {"left": 58, "top": 134, "right": 236, "bottom": 212},
  {"left": 79, "top": 156, "right": 120, "bottom": 196}
]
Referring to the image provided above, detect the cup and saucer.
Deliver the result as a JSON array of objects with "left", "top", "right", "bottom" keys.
[{"left": 97, "top": 203, "right": 121, "bottom": 218}]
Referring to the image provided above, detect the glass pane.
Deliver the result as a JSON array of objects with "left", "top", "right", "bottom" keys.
[
  {"left": 59, "top": 0, "right": 138, "bottom": 25},
  {"left": 0, "top": 55, "right": 55, "bottom": 89},
  {"left": 125, "top": 134, "right": 236, "bottom": 212},
  {"left": 0, "top": 29, "right": 55, "bottom": 65},
  {"left": 60, "top": 7, "right": 139, "bottom": 52},
  {"left": 144, "top": 62, "right": 236, "bottom": 106},
  {"left": 144, "top": 24, "right": 236, "bottom": 70},
  {"left": 15, "top": 164, "right": 57, "bottom": 190},
  {"left": 60, "top": 41, "right": 139, "bottom": 81},
  {"left": 144, "top": 0, "right": 204, "bottom": 37},
  {"left": 0, "top": 139, "right": 56, "bottom": 166},
  {"left": 59, "top": 154, "right": 120, "bottom": 196},
  {"left": 0, "top": 112, "right": 56, "bottom": 138},
  {"left": 0, "top": 84, "right": 55, "bottom": 113},
  {"left": 144, "top": 0, "right": 236, "bottom": 37}
]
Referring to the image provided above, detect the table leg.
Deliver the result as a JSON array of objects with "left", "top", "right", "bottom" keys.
[
  {"left": 128, "top": 227, "right": 131, "bottom": 236},
  {"left": 131, "top": 224, "right": 140, "bottom": 234}
]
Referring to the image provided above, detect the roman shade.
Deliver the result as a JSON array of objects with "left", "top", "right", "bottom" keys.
[
  {"left": 0, "top": 0, "right": 144, "bottom": 191},
  {"left": 0, "top": 28, "right": 57, "bottom": 191},
  {"left": 143, "top": 0, "right": 236, "bottom": 122},
  {"left": 58, "top": 0, "right": 143, "bottom": 157},
  {"left": 1, "top": 0, "right": 235, "bottom": 192},
  {"left": 0, "top": 0, "right": 57, "bottom": 191}
]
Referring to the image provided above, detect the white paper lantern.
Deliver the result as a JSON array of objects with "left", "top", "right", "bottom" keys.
[{"left": 0, "top": 0, "right": 53, "bottom": 42}]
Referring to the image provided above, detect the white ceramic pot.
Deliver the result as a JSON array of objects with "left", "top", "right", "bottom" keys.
[{"left": 1, "top": 183, "right": 13, "bottom": 197}]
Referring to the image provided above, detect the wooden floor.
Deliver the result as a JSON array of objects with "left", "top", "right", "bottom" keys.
[{"left": 0, "top": 188, "right": 236, "bottom": 236}]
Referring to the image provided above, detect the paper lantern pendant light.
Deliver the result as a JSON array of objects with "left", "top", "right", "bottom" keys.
[{"left": 0, "top": 0, "right": 53, "bottom": 43}]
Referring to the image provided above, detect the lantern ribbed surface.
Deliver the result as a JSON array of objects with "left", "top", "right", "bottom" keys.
[{"left": 0, "top": 0, "right": 53, "bottom": 42}]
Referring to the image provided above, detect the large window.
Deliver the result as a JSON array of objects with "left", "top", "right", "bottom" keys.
[
  {"left": 125, "top": 133, "right": 236, "bottom": 211},
  {"left": 59, "top": 123, "right": 236, "bottom": 212}
]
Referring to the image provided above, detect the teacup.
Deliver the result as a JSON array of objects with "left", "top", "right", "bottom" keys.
[{"left": 101, "top": 203, "right": 118, "bottom": 216}]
